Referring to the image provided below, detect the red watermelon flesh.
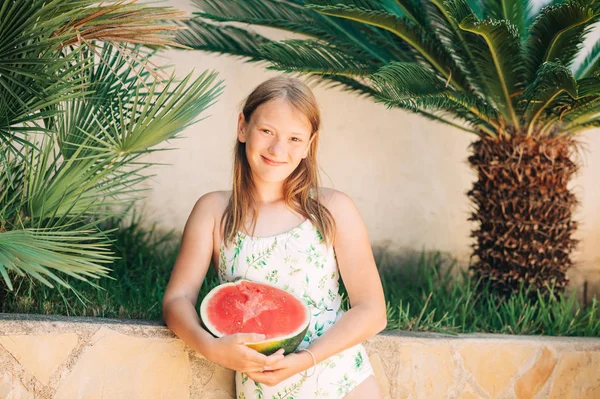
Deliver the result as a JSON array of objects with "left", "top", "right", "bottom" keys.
[
  {"left": 200, "top": 279, "right": 311, "bottom": 355},
  {"left": 204, "top": 281, "right": 306, "bottom": 337}
]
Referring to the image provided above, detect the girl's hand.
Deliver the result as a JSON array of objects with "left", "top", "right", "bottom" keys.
[
  {"left": 208, "top": 333, "right": 285, "bottom": 373},
  {"left": 246, "top": 351, "right": 313, "bottom": 387}
]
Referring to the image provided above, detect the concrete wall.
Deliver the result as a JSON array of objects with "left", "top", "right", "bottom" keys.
[
  {"left": 132, "top": 0, "right": 600, "bottom": 301},
  {"left": 1, "top": 314, "right": 599, "bottom": 399}
]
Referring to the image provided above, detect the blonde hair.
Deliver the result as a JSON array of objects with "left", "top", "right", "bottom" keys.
[{"left": 221, "top": 76, "right": 336, "bottom": 246}]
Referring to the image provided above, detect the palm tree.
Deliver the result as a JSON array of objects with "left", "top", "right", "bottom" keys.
[
  {"left": 0, "top": 0, "right": 223, "bottom": 303},
  {"left": 176, "top": 0, "right": 600, "bottom": 298}
]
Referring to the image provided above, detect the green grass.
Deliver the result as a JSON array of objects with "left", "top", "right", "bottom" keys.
[
  {"left": 368, "top": 251, "right": 599, "bottom": 336},
  {"left": 1, "top": 213, "right": 598, "bottom": 337}
]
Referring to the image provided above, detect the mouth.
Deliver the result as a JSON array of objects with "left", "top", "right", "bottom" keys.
[{"left": 261, "top": 156, "right": 286, "bottom": 166}]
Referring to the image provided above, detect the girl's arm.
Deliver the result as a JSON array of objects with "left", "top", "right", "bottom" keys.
[
  {"left": 162, "top": 193, "right": 222, "bottom": 358},
  {"left": 305, "top": 189, "right": 387, "bottom": 362},
  {"left": 162, "top": 192, "right": 284, "bottom": 372}
]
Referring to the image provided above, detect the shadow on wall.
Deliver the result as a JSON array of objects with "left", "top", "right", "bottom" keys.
[
  {"left": 371, "top": 243, "right": 599, "bottom": 307},
  {"left": 372, "top": 243, "right": 463, "bottom": 278}
]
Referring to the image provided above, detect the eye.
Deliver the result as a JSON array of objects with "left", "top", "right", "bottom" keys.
[
  {"left": 262, "top": 129, "right": 273, "bottom": 135},
  {"left": 290, "top": 137, "right": 302, "bottom": 142}
]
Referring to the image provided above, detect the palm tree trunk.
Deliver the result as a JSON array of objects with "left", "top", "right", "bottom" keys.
[{"left": 467, "top": 135, "right": 580, "bottom": 298}]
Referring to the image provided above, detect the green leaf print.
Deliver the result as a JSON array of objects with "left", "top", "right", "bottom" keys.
[
  {"left": 323, "top": 358, "right": 336, "bottom": 369},
  {"left": 238, "top": 393, "right": 247, "bottom": 399},
  {"left": 315, "top": 230, "right": 324, "bottom": 243},
  {"left": 241, "top": 373, "right": 248, "bottom": 384},
  {"left": 318, "top": 275, "right": 327, "bottom": 289},
  {"left": 265, "top": 270, "right": 279, "bottom": 284},
  {"left": 229, "top": 236, "right": 244, "bottom": 275},
  {"left": 354, "top": 351, "right": 364, "bottom": 371},
  {"left": 302, "top": 293, "right": 329, "bottom": 317},
  {"left": 336, "top": 373, "right": 355, "bottom": 396},
  {"left": 327, "top": 289, "right": 336, "bottom": 302},
  {"left": 254, "top": 381, "right": 264, "bottom": 399},
  {"left": 243, "top": 238, "right": 277, "bottom": 278},
  {"left": 271, "top": 375, "right": 306, "bottom": 399},
  {"left": 314, "top": 320, "right": 325, "bottom": 337},
  {"left": 302, "top": 244, "right": 325, "bottom": 269}
]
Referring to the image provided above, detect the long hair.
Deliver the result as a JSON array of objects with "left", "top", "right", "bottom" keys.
[{"left": 221, "top": 76, "right": 336, "bottom": 247}]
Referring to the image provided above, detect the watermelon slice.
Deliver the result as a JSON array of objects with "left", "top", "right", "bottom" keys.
[{"left": 200, "top": 279, "right": 311, "bottom": 355}]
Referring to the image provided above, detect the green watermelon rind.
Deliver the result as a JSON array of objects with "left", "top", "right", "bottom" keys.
[{"left": 199, "top": 279, "right": 311, "bottom": 355}]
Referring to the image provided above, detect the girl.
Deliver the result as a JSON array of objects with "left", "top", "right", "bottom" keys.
[{"left": 162, "top": 76, "right": 387, "bottom": 398}]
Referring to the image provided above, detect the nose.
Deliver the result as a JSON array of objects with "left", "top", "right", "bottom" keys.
[{"left": 268, "top": 137, "right": 285, "bottom": 156}]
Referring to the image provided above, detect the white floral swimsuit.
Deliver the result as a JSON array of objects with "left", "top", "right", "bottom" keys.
[{"left": 218, "top": 218, "right": 374, "bottom": 399}]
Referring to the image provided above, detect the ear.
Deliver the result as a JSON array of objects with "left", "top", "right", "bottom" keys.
[{"left": 237, "top": 112, "right": 247, "bottom": 143}]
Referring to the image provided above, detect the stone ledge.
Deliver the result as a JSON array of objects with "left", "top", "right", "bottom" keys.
[{"left": 0, "top": 313, "right": 598, "bottom": 399}]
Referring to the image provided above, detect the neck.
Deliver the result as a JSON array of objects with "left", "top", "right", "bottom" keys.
[{"left": 252, "top": 179, "right": 285, "bottom": 205}]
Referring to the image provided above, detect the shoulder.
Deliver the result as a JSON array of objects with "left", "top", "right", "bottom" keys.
[
  {"left": 195, "top": 190, "right": 231, "bottom": 209},
  {"left": 314, "top": 188, "right": 367, "bottom": 248},
  {"left": 313, "top": 187, "right": 357, "bottom": 219},
  {"left": 189, "top": 190, "right": 231, "bottom": 224}
]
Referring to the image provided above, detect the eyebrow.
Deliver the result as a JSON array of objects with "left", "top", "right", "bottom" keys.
[{"left": 258, "top": 122, "right": 310, "bottom": 137}]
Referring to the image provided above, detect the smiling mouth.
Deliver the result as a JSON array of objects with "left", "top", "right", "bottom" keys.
[{"left": 261, "top": 156, "right": 286, "bottom": 165}]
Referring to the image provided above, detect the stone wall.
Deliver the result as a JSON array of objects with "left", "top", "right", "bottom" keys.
[{"left": 0, "top": 314, "right": 598, "bottom": 399}]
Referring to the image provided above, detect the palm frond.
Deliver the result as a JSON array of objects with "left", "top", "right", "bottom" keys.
[
  {"left": 370, "top": 62, "right": 499, "bottom": 135},
  {"left": 0, "top": 227, "right": 114, "bottom": 292},
  {"left": 520, "top": 61, "right": 578, "bottom": 136},
  {"left": 0, "top": 0, "right": 199, "bottom": 163},
  {"left": 483, "top": 0, "right": 535, "bottom": 39},
  {"left": 177, "top": 19, "right": 273, "bottom": 61},
  {"left": 54, "top": 1, "right": 187, "bottom": 49},
  {"left": 576, "top": 75, "right": 600, "bottom": 97},
  {"left": 430, "top": 0, "right": 487, "bottom": 97},
  {"left": 191, "top": 0, "right": 328, "bottom": 38},
  {"left": 574, "top": 40, "right": 600, "bottom": 79},
  {"left": 465, "top": 0, "right": 484, "bottom": 19},
  {"left": 260, "top": 39, "right": 379, "bottom": 76},
  {"left": 304, "top": 73, "right": 377, "bottom": 99},
  {"left": 304, "top": 0, "right": 472, "bottom": 92},
  {"left": 56, "top": 44, "right": 158, "bottom": 158},
  {"left": 559, "top": 94, "right": 600, "bottom": 128},
  {"left": 375, "top": 93, "right": 495, "bottom": 135},
  {"left": 194, "top": 0, "right": 409, "bottom": 65},
  {"left": 524, "top": 2, "right": 599, "bottom": 83},
  {"left": 0, "top": 148, "right": 26, "bottom": 225},
  {"left": 387, "top": 0, "right": 431, "bottom": 27},
  {"left": 0, "top": 0, "right": 84, "bottom": 137},
  {"left": 459, "top": 16, "right": 526, "bottom": 129},
  {"left": 371, "top": 60, "right": 444, "bottom": 91},
  {"left": 54, "top": 42, "right": 223, "bottom": 159},
  {"left": 109, "top": 70, "right": 223, "bottom": 154}
]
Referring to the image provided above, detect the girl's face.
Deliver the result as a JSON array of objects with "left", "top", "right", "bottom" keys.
[{"left": 238, "top": 97, "right": 313, "bottom": 184}]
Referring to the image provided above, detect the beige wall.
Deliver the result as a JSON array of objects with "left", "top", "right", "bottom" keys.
[
  {"left": 2, "top": 314, "right": 600, "bottom": 399},
  {"left": 134, "top": 0, "right": 600, "bottom": 300}
]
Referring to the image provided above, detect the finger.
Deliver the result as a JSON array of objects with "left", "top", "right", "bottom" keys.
[
  {"left": 236, "top": 333, "right": 266, "bottom": 344},
  {"left": 264, "top": 348, "right": 285, "bottom": 361},
  {"left": 264, "top": 354, "right": 290, "bottom": 371},
  {"left": 245, "top": 371, "right": 262, "bottom": 382},
  {"left": 268, "top": 348, "right": 285, "bottom": 356},
  {"left": 265, "top": 350, "right": 285, "bottom": 366},
  {"left": 247, "top": 371, "right": 273, "bottom": 386}
]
